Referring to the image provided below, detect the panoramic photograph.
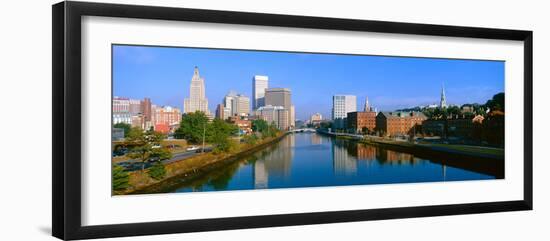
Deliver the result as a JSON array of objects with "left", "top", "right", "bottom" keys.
[{"left": 111, "top": 44, "right": 505, "bottom": 195}]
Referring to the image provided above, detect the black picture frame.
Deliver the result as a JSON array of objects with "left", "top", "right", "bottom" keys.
[{"left": 52, "top": 1, "right": 533, "bottom": 240}]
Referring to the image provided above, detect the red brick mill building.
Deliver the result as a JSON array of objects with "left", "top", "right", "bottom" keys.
[
  {"left": 346, "top": 111, "right": 377, "bottom": 133},
  {"left": 375, "top": 111, "right": 427, "bottom": 137}
]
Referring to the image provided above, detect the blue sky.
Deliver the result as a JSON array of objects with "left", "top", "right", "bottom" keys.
[{"left": 113, "top": 45, "right": 504, "bottom": 121}]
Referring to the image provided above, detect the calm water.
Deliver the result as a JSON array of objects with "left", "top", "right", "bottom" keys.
[{"left": 171, "top": 133, "right": 496, "bottom": 193}]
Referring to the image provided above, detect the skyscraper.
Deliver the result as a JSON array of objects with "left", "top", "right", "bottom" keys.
[
  {"left": 265, "top": 88, "right": 293, "bottom": 128},
  {"left": 224, "top": 91, "right": 250, "bottom": 117},
  {"left": 332, "top": 95, "right": 357, "bottom": 129},
  {"left": 440, "top": 83, "right": 447, "bottom": 108},
  {"left": 265, "top": 88, "right": 291, "bottom": 109},
  {"left": 184, "top": 66, "right": 210, "bottom": 114},
  {"left": 252, "top": 75, "right": 269, "bottom": 110}
]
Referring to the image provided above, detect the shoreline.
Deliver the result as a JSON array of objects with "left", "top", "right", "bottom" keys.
[
  {"left": 117, "top": 132, "right": 289, "bottom": 195},
  {"left": 318, "top": 130, "right": 504, "bottom": 178}
]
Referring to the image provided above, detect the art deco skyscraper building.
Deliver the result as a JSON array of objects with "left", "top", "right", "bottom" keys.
[{"left": 184, "top": 66, "right": 210, "bottom": 114}]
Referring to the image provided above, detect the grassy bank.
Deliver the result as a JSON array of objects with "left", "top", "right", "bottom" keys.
[
  {"left": 114, "top": 133, "right": 287, "bottom": 195},
  {"left": 358, "top": 137, "right": 504, "bottom": 178},
  {"left": 360, "top": 137, "right": 503, "bottom": 160}
]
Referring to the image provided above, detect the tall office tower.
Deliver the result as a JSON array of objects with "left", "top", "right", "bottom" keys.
[
  {"left": 289, "top": 105, "right": 295, "bottom": 129},
  {"left": 332, "top": 95, "right": 357, "bottom": 129},
  {"left": 236, "top": 94, "right": 250, "bottom": 116},
  {"left": 252, "top": 75, "right": 269, "bottom": 110},
  {"left": 265, "top": 88, "right": 292, "bottom": 129},
  {"left": 224, "top": 91, "right": 251, "bottom": 117},
  {"left": 215, "top": 104, "right": 225, "bottom": 120},
  {"left": 265, "top": 88, "right": 291, "bottom": 109},
  {"left": 183, "top": 66, "right": 210, "bottom": 114}
]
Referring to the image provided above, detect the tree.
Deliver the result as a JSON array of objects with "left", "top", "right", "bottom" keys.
[
  {"left": 252, "top": 119, "right": 269, "bottom": 133},
  {"left": 113, "top": 122, "right": 131, "bottom": 137},
  {"left": 266, "top": 122, "right": 279, "bottom": 138},
  {"left": 112, "top": 165, "right": 129, "bottom": 191},
  {"left": 148, "top": 162, "right": 166, "bottom": 180},
  {"left": 206, "top": 119, "right": 238, "bottom": 153},
  {"left": 174, "top": 111, "right": 209, "bottom": 143},
  {"left": 126, "top": 127, "right": 172, "bottom": 170},
  {"left": 361, "top": 127, "right": 369, "bottom": 135},
  {"left": 447, "top": 105, "right": 461, "bottom": 117},
  {"left": 485, "top": 92, "right": 505, "bottom": 112}
]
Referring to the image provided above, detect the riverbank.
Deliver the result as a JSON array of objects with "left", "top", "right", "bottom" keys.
[
  {"left": 319, "top": 130, "right": 504, "bottom": 178},
  {"left": 115, "top": 132, "right": 288, "bottom": 195}
]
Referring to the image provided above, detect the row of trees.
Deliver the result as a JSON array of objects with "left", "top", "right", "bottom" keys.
[
  {"left": 174, "top": 111, "right": 239, "bottom": 153},
  {"left": 398, "top": 92, "right": 505, "bottom": 120}
]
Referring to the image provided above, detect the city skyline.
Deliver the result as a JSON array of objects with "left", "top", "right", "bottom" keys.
[{"left": 113, "top": 45, "right": 504, "bottom": 121}]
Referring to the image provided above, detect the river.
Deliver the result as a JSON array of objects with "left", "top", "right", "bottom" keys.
[{"left": 168, "top": 132, "right": 498, "bottom": 193}]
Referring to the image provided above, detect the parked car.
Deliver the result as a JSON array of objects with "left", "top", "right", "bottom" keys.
[
  {"left": 147, "top": 156, "right": 160, "bottom": 163},
  {"left": 186, "top": 145, "right": 199, "bottom": 151},
  {"left": 112, "top": 148, "right": 128, "bottom": 157},
  {"left": 195, "top": 147, "right": 212, "bottom": 153}
]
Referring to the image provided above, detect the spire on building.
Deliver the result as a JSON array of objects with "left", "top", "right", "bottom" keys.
[
  {"left": 440, "top": 83, "right": 447, "bottom": 108},
  {"left": 193, "top": 66, "right": 199, "bottom": 76},
  {"left": 364, "top": 97, "right": 371, "bottom": 112}
]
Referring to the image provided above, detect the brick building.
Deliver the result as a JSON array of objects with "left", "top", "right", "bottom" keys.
[
  {"left": 346, "top": 111, "right": 377, "bottom": 133},
  {"left": 228, "top": 116, "right": 252, "bottom": 135},
  {"left": 376, "top": 111, "right": 426, "bottom": 137}
]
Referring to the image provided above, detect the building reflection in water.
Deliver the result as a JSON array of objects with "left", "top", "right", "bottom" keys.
[
  {"left": 332, "top": 139, "right": 358, "bottom": 175},
  {"left": 345, "top": 142, "right": 422, "bottom": 167},
  {"left": 311, "top": 133, "right": 322, "bottom": 145},
  {"left": 376, "top": 148, "right": 419, "bottom": 165},
  {"left": 253, "top": 134, "right": 295, "bottom": 188}
]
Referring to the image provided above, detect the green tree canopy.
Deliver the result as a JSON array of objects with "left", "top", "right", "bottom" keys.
[
  {"left": 206, "top": 119, "right": 238, "bottom": 153},
  {"left": 174, "top": 111, "right": 209, "bottom": 144},
  {"left": 486, "top": 92, "right": 505, "bottom": 112},
  {"left": 113, "top": 122, "right": 131, "bottom": 137},
  {"left": 252, "top": 119, "right": 269, "bottom": 133}
]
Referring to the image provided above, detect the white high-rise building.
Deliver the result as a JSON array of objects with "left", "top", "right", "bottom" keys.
[
  {"left": 224, "top": 91, "right": 250, "bottom": 117},
  {"left": 252, "top": 75, "right": 269, "bottom": 110},
  {"left": 332, "top": 95, "right": 357, "bottom": 129},
  {"left": 289, "top": 105, "right": 295, "bottom": 129},
  {"left": 184, "top": 66, "right": 210, "bottom": 115}
]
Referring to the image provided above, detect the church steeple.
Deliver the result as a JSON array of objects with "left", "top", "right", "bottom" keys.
[
  {"left": 440, "top": 83, "right": 447, "bottom": 108},
  {"left": 364, "top": 97, "right": 371, "bottom": 111}
]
